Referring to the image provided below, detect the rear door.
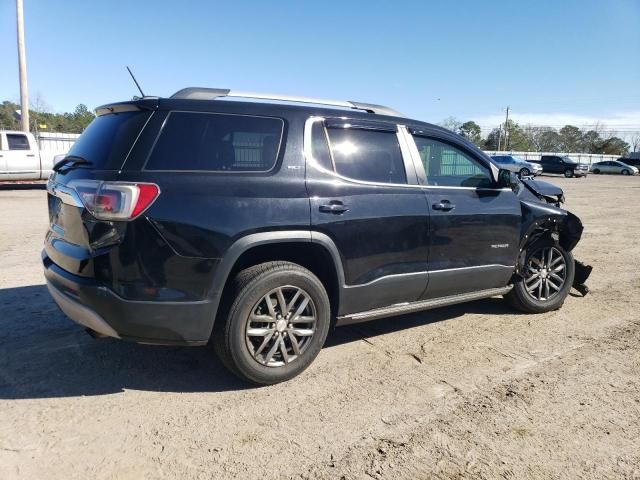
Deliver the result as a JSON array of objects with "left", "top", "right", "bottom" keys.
[
  {"left": 305, "top": 117, "right": 431, "bottom": 315},
  {"left": 3, "top": 132, "right": 39, "bottom": 180},
  {"left": 407, "top": 129, "right": 520, "bottom": 299}
]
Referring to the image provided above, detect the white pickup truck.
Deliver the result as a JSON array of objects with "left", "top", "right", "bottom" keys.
[{"left": 0, "top": 130, "right": 77, "bottom": 181}]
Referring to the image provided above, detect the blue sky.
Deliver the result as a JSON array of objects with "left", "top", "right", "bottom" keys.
[{"left": 1, "top": 0, "right": 639, "bottom": 132}]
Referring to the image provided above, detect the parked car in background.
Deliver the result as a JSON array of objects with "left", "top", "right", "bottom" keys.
[
  {"left": 490, "top": 155, "right": 543, "bottom": 178},
  {"left": 616, "top": 156, "right": 640, "bottom": 170},
  {"left": 43, "top": 87, "right": 591, "bottom": 384},
  {"left": 0, "top": 130, "right": 71, "bottom": 181},
  {"left": 529, "top": 155, "right": 589, "bottom": 178},
  {"left": 591, "top": 160, "right": 639, "bottom": 175}
]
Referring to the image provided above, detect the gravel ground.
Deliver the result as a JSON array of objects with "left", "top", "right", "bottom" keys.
[{"left": 1, "top": 176, "right": 639, "bottom": 479}]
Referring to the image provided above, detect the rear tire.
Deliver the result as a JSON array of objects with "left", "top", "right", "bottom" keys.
[
  {"left": 564, "top": 168, "right": 574, "bottom": 178},
  {"left": 505, "top": 244, "right": 575, "bottom": 314},
  {"left": 213, "top": 261, "right": 331, "bottom": 385}
]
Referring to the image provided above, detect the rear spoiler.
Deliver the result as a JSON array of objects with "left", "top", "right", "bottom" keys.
[{"left": 95, "top": 97, "right": 159, "bottom": 116}]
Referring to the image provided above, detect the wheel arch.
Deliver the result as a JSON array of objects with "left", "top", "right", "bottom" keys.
[
  {"left": 517, "top": 202, "right": 584, "bottom": 276},
  {"left": 206, "top": 231, "right": 345, "bottom": 340}
]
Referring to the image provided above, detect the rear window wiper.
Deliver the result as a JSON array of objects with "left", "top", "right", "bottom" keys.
[{"left": 53, "top": 155, "right": 93, "bottom": 172}]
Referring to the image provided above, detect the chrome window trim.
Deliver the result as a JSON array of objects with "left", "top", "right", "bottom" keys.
[
  {"left": 396, "top": 125, "right": 420, "bottom": 185},
  {"left": 118, "top": 110, "right": 156, "bottom": 172},
  {"left": 303, "top": 116, "right": 510, "bottom": 191},
  {"left": 407, "top": 131, "right": 500, "bottom": 187}
]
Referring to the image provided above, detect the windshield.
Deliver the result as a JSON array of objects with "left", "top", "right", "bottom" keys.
[
  {"left": 561, "top": 156, "right": 577, "bottom": 164},
  {"left": 512, "top": 156, "right": 528, "bottom": 164},
  {"left": 492, "top": 156, "right": 512, "bottom": 163},
  {"left": 66, "top": 110, "right": 151, "bottom": 170}
]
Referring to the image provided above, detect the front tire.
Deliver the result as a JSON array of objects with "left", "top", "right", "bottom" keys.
[
  {"left": 505, "top": 244, "right": 575, "bottom": 314},
  {"left": 213, "top": 261, "right": 331, "bottom": 385},
  {"left": 622, "top": 169, "right": 630, "bottom": 176},
  {"left": 518, "top": 168, "right": 530, "bottom": 178},
  {"left": 564, "top": 168, "right": 574, "bottom": 178},
  {"left": 592, "top": 168, "right": 600, "bottom": 174}
]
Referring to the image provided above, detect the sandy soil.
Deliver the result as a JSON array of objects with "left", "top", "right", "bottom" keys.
[{"left": 0, "top": 176, "right": 639, "bottom": 479}]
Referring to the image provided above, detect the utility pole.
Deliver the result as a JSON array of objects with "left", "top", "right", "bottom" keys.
[
  {"left": 16, "top": 0, "right": 29, "bottom": 132},
  {"left": 504, "top": 106, "right": 510, "bottom": 151}
]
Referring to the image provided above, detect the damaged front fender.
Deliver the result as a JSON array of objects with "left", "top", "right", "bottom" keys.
[{"left": 516, "top": 184, "right": 592, "bottom": 294}]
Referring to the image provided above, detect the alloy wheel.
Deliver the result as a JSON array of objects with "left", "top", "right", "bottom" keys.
[
  {"left": 245, "top": 286, "right": 317, "bottom": 367},
  {"left": 523, "top": 247, "right": 567, "bottom": 301}
]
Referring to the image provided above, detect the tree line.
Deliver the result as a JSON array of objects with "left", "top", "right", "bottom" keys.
[
  {"left": 0, "top": 100, "right": 95, "bottom": 134},
  {"left": 0, "top": 98, "right": 634, "bottom": 156},
  {"left": 441, "top": 117, "right": 633, "bottom": 156}
]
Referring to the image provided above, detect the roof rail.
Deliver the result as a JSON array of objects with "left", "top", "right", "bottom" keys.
[{"left": 169, "top": 87, "right": 403, "bottom": 117}]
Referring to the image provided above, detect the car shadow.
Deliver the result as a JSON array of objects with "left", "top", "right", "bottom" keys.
[{"left": 0, "top": 284, "right": 517, "bottom": 399}]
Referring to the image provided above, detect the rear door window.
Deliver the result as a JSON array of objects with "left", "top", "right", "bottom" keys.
[
  {"left": 325, "top": 127, "right": 406, "bottom": 184},
  {"left": 145, "top": 112, "right": 284, "bottom": 172},
  {"left": 6, "top": 134, "right": 30, "bottom": 150}
]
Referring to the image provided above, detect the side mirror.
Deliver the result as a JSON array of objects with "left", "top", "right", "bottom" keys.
[{"left": 497, "top": 168, "right": 520, "bottom": 189}]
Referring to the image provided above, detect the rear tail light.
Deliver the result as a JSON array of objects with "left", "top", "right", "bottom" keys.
[{"left": 71, "top": 180, "right": 160, "bottom": 220}]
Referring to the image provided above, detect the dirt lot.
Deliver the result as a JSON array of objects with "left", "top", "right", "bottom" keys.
[{"left": 1, "top": 175, "right": 639, "bottom": 479}]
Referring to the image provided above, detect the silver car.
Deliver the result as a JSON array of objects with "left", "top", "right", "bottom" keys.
[
  {"left": 591, "top": 160, "right": 639, "bottom": 175},
  {"left": 490, "top": 155, "right": 543, "bottom": 178}
]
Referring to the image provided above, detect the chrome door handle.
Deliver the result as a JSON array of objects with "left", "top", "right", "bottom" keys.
[
  {"left": 433, "top": 200, "right": 455, "bottom": 211},
  {"left": 319, "top": 202, "right": 348, "bottom": 214}
]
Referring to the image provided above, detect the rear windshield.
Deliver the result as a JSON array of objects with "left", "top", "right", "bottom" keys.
[
  {"left": 144, "top": 112, "right": 284, "bottom": 172},
  {"left": 66, "top": 110, "right": 151, "bottom": 170}
]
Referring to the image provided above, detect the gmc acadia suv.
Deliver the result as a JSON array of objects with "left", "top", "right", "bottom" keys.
[{"left": 44, "top": 88, "right": 591, "bottom": 384}]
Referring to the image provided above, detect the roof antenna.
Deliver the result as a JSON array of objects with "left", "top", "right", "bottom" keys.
[{"left": 126, "top": 66, "right": 145, "bottom": 98}]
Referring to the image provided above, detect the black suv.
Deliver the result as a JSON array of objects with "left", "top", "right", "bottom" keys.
[
  {"left": 44, "top": 88, "right": 590, "bottom": 384},
  {"left": 531, "top": 155, "right": 589, "bottom": 177}
]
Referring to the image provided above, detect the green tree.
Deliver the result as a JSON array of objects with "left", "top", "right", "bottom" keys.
[
  {"left": 591, "top": 137, "right": 629, "bottom": 155},
  {"left": 558, "top": 125, "right": 583, "bottom": 152},
  {"left": 483, "top": 127, "right": 502, "bottom": 150},
  {"left": 504, "top": 120, "right": 534, "bottom": 151},
  {"left": 580, "top": 130, "right": 602, "bottom": 153},
  {"left": 458, "top": 121, "right": 482, "bottom": 146},
  {"left": 537, "top": 129, "right": 562, "bottom": 152},
  {"left": 0, "top": 99, "right": 95, "bottom": 133}
]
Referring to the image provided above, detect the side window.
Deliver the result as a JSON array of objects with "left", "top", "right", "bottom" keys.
[
  {"left": 7, "top": 134, "right": 30, "bottom": 150},
  {"left": 325, "top": 127, "right": 407, "bottom": 184},
  {"left": 412, "top": 136, "right": 492, "bottom": 188},
  {"left": 145, "top": 112, "right": 284, "bottom": 171},
  {"left": 309, "top": 121, "right": 333, "bottom": 171}
]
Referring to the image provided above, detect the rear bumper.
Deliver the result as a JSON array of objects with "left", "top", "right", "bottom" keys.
[{"left": 43, "top": 251, "right": 212, "bottom": 346}]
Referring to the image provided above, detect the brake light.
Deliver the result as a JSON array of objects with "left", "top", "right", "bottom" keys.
[{"left": 72, "top": 181, "right": 160, "bottom": 220}]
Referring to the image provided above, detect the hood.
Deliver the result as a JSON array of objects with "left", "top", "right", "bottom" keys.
[{"left": 518, "top": 178, "right": 565, "bottom": 206}]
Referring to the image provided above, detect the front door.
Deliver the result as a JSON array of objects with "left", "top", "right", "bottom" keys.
[
  {"left": 305, "top": 117, "right": 431, "bottom": 315},
  {"left": 408, "top": 131, "right": 521, "bottom": 299}
]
